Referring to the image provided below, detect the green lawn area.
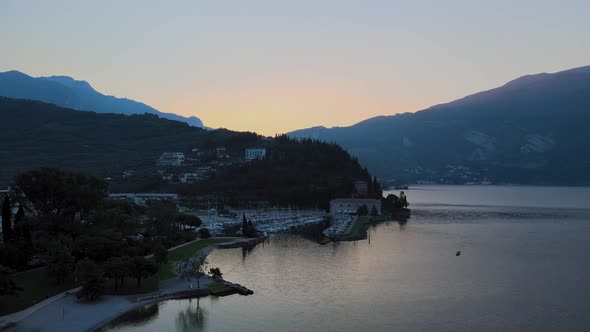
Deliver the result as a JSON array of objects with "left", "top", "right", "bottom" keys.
[
  {"left": 0, "top": 267, "right": 76, "bottom": 316},
  {"left": 206, "top": 281, "right": 234, "bottom": 295},
  {"left": 159, "top": 238, "right": 234, "bottom": 280},
  {"left": 346, "top": 215, "right": 390, "bottom": 240}
]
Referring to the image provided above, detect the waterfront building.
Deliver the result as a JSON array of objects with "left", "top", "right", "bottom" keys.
[
  {"left": 245, "top": 148, "right": 266, "bottom": 161},
  {"left": 354, "top": 180, "right": 368, "bottom": 196},
  {"left": 330, "top": 198, "right": 381, "bottom": 216}
]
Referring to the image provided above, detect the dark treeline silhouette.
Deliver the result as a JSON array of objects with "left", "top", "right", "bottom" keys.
[{"left": 176, "top": 135, "right": 374, "bottom": 209}]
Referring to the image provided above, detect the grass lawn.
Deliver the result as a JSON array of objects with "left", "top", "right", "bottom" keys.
[
  {"left": 0, "top": 267, "right": 76, "bottom": 316},
  {"left": 346, "top": 215, "right": 390, "bottom": 240},
  {"left": 206, "top": 281, "right": 234, "bottom": 295},
  {"left": 159, "top": 238, "right": 233, "bottom": 280}
]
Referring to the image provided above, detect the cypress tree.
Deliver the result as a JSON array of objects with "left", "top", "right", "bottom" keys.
[
  {"left": 14, "top": 204, "right": 24, "bottom": 225},
  {"left": 373, "top": 176, "right": 381, "bottom": 198},
  {"left": 242, "top": 213, "right": 247, "bottom": 237},
  {"left": 2, "top": 196, "right": 12, "bottom": 242}
]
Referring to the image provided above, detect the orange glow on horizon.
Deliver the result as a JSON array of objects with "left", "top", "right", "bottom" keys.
[{"left": 163, "top": 79, "right": 423, "bottom": 136}]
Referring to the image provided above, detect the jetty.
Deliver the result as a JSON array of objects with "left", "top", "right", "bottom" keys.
[{"left": 322, "top": 214, "right": 355, "bottom": 238}]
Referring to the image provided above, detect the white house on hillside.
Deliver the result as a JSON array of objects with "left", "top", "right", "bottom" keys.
[{"left": 180, "top": 173, "right": 199, "bottom": 184}]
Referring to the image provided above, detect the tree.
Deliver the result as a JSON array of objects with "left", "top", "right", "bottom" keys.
[
  {"left": 45, "top": 240, "right": 75, "bottom": 284},
  {"left": 0, "top": 265, "right": 21, "bottom": 296},
  {"left": 399, "top": 191, "right": 409, "bottom": 208},
  {"left": 104, "top": 257, "right": 129, "bottom": 291},
  {"left": 73, "top": 230, "right": 125, "bottom": 263},
  {"left": 128, "top": 256, "right": 158, "bottom": 288},
  {"left": 242, "top": 213, "right": 247, "bottom": 237},
  {"left": 2, "top": 196, "right": 12, "bottom": 242},
  {"left": 90, "top": 206, "right": 138, "bottom": 235},
  {"left": 154, "top": 244, "right": 168, "bottom": 275},
  {"left": 12, "top": 204, "right": 25, "bottom": 238},
  {"left": 175, "top": 251, "right": 208, "bottom": 288},
  {"left": 370, "top": 205, "right": 378, "bottom": 217},
  {"left": 209, "top": 267, "right": 223, "bottom": 279},
  {"left": 0, "top": 241, "right": 32, "bottom": 271},
  {"left": 13, "top": 204, "right": 24, "bottom": 225},
  {"left": 357, "top": 205, "right": 369, "bottom": 216},
  {"left": 381, "top": 194, "right": 399, "bottom": 213},
  {"left": 14, "top": 168, "right": 107, "bottom": 220},
  {"left": 76, "top": 259, "right": 104, "bottom": 301},
  {"left": 147, "top": 200, "right": 177, "bottom": 235},
  {"left": 198, "top": 228, "right": 211, "bottom": 239},
  {"left": 243, "top": 220, "right": 258, "bottom": 238},
  {"left": 176, "top": 214, "right": 201, "bottom": 231},
  {"left": 372, "top": 176, "right": 382, "bottom": 198}
]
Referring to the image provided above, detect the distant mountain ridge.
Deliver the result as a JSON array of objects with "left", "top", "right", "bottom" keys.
[
  {"left": 0, "top": 70, "right": 204, "bottom": 127},
  {"left": 289, "top": 65, "right": 590, "bottom": 185}
]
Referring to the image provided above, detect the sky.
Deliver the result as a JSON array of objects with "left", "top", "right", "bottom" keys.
[{"left": 1, "top": 0, "right": 589, "bottom": 135}]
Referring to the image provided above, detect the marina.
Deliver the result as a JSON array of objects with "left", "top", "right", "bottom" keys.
[{"left": 194, "top": 208, "right": 329, "bottom": 235}]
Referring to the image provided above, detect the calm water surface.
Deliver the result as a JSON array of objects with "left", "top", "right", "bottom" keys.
[{"left": 105, "top": 186, "right": 590, "bottom": 331}]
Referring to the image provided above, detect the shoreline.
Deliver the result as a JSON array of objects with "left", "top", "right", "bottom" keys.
[
  {"left": 322, "top": 209, "right": 410, "bottom": 243},
  {"left": 92, "top": 284, "right": 212, "bottom": 332},
  {"left": 4, "top": 236, "right": 265, "bottom": 332}
]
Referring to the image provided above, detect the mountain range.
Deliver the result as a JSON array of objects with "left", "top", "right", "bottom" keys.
[
  {"left": 289, "top": 65, "right": 590, "bottom": 185},
  {"left": 0, "top": 70, "right": 204, "bottom": 127}
]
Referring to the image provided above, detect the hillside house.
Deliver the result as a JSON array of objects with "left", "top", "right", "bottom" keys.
[
  {"left": 157, "top": 152, "right": 185, "bottom": 166},
  {"left": 180, "top": 173, "right": 200, "bottom": 184}
]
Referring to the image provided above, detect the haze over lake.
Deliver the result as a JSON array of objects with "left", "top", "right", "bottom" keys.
[{"left": 103, "top": 185, "right": 590, "bottom": 331}]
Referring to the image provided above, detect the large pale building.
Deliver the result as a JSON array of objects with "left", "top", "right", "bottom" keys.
[
  {"left": 245, "top": 148, "right": 267, "bottom": 161},
  {"left": 354, "top": 180, "right": 368, "bottom": 196},
  {"left": 330, "top": 198, "right": 381, "bottom": 216}
]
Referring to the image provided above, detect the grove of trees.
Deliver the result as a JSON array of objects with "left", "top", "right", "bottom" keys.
[{"left": 0, "top": 168, "right": 199, "bottom": 302}]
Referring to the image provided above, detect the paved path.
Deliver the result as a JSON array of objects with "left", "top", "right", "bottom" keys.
[
  {"left": 0, "top": 237, "right": 251, "bottom": 332},
  {"left": 10, "top": 277, "right": 215, "bottom": 332}
]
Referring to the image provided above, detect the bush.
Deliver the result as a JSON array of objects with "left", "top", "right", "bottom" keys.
[
  {"left": 370, "top": 205, "right": 378, "bottom": 216},
  {"left": 76, "top": 259, "right": 105, "bottom": 301},
  {"left": 244, "top": 221, "right": 258, "bottom": 238},
  {"left": 0, "top": 242, "right": 32, "bottom": 271},
  {"left": 198, "top": 228, "right": 211, "bottom": 239},
  {"left": 209, "top": 267, "right": 223, "bottom": 279},
  {"left": 357, "top": 205, "right": 369, "bottom": 216}
]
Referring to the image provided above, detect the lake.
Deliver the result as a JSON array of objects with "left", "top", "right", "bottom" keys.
[{"left": 104, "top": 185, "right": 590, "bottom": 331}]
